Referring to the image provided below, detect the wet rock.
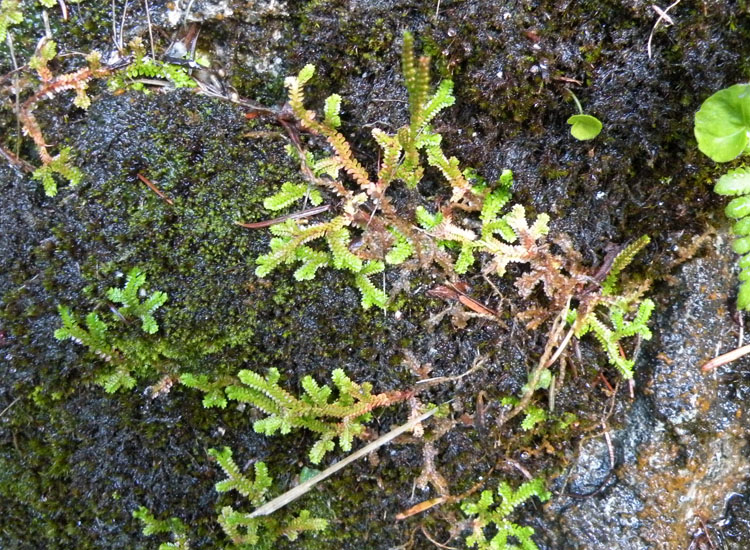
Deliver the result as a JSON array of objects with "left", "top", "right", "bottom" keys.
[{"left": 546, "top": 236, "right": 750, "bottom": 549}]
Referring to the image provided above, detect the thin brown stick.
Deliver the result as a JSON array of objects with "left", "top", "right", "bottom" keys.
[
  {"left": 0, "top": 397, "right": 21, "bottom": 418},
  {"left": 143, "top": 0, "right": 155, "bottom": 60},
  {"left": 701, "top": 343, "right": 750, "bottom": 372},
  {"left": 235, "top": 204, "right": 331, "bottom": 229},
  {"left": 247, "top": 405, "right": 442, "bottom": 518},
  {"left": 136, "top": 173, "right": 174, "bottom": 205},
  {"left": 0, "top": 143, "right": 34, "bottom": 174},
  {"left": 420, "top": 525, "right": 458, "bottom": 550},
  {"left": 545, "top": 324, "right": 576, "bottom": 367}
]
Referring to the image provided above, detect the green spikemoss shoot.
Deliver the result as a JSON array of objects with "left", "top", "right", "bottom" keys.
[
  {"left": 415, "top": 206, "right": 444, "bottom": 230},
  {"left": 178, "top": 373, "right": 229, "bottom": 408},
  {"left": 354, "top": 261, "right": 387, "bottom": 309},
  {"left": 54, "top": 268, "right": 169, "bottom": 392},
  {"left": 212, "top": 367, "right": 408, "bottom": 463},
  {"left": 0, "top": 1, "right": 22, "bottom": 42},
  {"left": 136, "top": 451, "right": 327, "bottom": 549},
  {"left": 263, "top": 182, "right": 322, "bottom": 210},
  {"left": 133, "top": 506, "right": 189, "bottom": 550},
  {"left": 32, "top": 147, "right": 83, "bottom": 197},
  {"left": 208, "top": 447, "right": 272, "bottom": 505},
  {"left": 385, "top": 229, "right": 414, "bottom": 265},
  {"left": 601, "top": 236, "right": 651, "bottom": 296},
  {"left": 520, "top": 405, "right": 547, "bottom": 431},
  {"left": 324, "top": 94, "right": 342, "bottom": 128},
  {"left": 461, "top": 478, "right": 550, "bottom": 550},
  {"left": 106, "top": 268, "right": 168, "bottom": 334},
  {"left": 569, "top": 297, "right": 654, "bottom": 380},
  {"left": 255, "top": 32, "right": 469, "bottom": 307},
  {"left": 567, "top": 236, "right": 654, "bottom": 379},
  {"left": 108, "top": 37, "right": 196, "bottom": 93}
]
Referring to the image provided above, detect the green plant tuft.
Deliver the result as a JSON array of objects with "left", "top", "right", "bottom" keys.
[
  {"left": 0, "top": 0, "right": 23, "bottom": 43},
  {"left": 133, "top": 507, "right": 189, "bottom": 550},
  {"left": 461, "top": 478, "right": 551, "bottom": 550},
  {"left": 54, "top": 268, "right": 169, "bottom": 392},
  {"left": 106, "top": 268, "right": 168, "bottom": 334},
  {"left": 136, "top": 449, "right": 327, "bottom": 549},
  {"left": 254, "top": 31, "right": 471, "bottom": 308},
  {"left": 32, "top": 147, "right": 83, "bottom": 197},
  {"left": 184, "top": 367, "right": 411, "bottom": 464},
  {"left": 569, "top": 237, "right": 654, "bottom": 379},
  {"left": 208, "top": 447, "right": 273, "bottom": 505},
  {"left": 263, "top": 182, "right": 322, "bottom": 210}
]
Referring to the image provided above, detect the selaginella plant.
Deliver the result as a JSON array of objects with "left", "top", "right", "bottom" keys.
[
  {"left": 0, "top": 0, "right": 22, "bottom": 42},
  {"left": 566, "top": 236, "right": 654, "bottom": 379},
  {"left": 132, "top": 507, "right": 190, "bottom": 550},
  {"left": 54, "top": 267, "right": 170, "bottom": 392},
  {"left": 105, "top": 266, "right": 168, "bottom": 334},
  {"left": 19, "top": 38, "right": 107, "bottom": 195},
  {"left": 14, "top": 30, "right": 197, "bottom": 196},
  {"left": 461, "top": 478, "right": 551, "bottom": 550},
  {"left": 107, "top": 37, "right": 197, "bottom": 93},
  {"left": 135, "top": 447, "right": 327, "bottom": 549},
  {"left": 255, "top": 32, "right": 653, "bottom": 385},
  {"left": 695, "top": 84, "right": 750, "bottom": 309},
  {"left": 254, "top": 31, "right": 474, "bottom": 309},
  {"left": 181, "top": 367, "right": 414, "bottom": 464}
]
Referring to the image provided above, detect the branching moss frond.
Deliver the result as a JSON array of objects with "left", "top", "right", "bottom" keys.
[
  {"left": 461, "top": 478, "right": 550, "bottom": 550},
  {"left": 327, "top": 226, "right": 363, "bottom": 272},
  {"left": 179, "top": 373, "right": 230, "bottom": 408},
  {"left": 217, "top": 506, "right": 262, "bottom": 547},
  {"left": 354, "top": 260, "right": 387, "bottom": 309},
  {"left": 133, "top": 506, "right": 189, "bottom": 549},
  {"left": 221, "top": 367, "right": 409, "bottom": 463},
  {"left": 32, "top": 147, "right": 83, "bottom": 197},
  {"left": 97, "top": 366, "right": 137, "bottom": 394},
  {"left": 324, "top": 94, "right": 342, "bottom": 128},
  {"left": 426, "top": 145, "right": 471, "bottom": 202},
  {"left": 422, "top": 79, "right": 456, "bottom": 126},
  {"left": 385, "top": 228, "right": 414, "bottom": 265},
  {"left": 0, "top": 0, "right": 23, "bottom": 43},
  {"left": 278, "top": 510, "right": 329, "bottom": 541},
  {"left": 263, "top": 182, "right": 321, "bottom": 211},
  {"left": 106, "top": 267, "right": 167, "bottom": 334},
  {"left": 208, "top": 447, "right": 272, "bottom": 505},
  {"left": 601, "top": 235, "right": 650, "bottom": 295}
]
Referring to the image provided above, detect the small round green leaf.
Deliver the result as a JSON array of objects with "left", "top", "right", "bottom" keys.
[
  {"left": 734, "top": 216, "right": 750, "bottom": 236},
  {"left": 726, "top": 195, "right": 750, "bottom": 219},
  {"left": 733, "top": 236, "right": 750, "bottom": 255},
  {"left": 739, "top": 281, "right": 750, "bottom": 310},
  {"left": 567, "top": 114, "right": 602, "bottom": 141},
  {"left": 695, "top": 84, "right": 750, "bottom": 163},
  {"left": 715, "top": 167, "right": 750, "bottom": 196}
]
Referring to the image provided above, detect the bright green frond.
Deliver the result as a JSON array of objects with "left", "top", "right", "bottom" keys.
[{"left": 324, "top": 94, "right": 342, "bottom": 128}]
